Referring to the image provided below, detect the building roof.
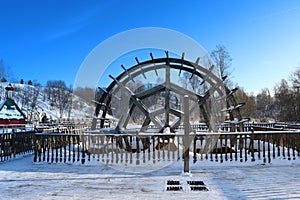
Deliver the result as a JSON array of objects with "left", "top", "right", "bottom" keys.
[{"left": 0, "top": 98, "right": 26, "bottom": 120}]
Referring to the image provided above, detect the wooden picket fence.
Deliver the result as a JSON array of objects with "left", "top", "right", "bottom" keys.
[
  {"left": 0, "top": 131, "right": 35, "bottom": 161},
  {"left": 1, "top": 122, "right": 300, "bottom": 167},
  {"left": 33, "top": 130, "right": 300, "bottom": 165},
  {"left": 0, "top": 122, "right": 89, "bottom": 162}
]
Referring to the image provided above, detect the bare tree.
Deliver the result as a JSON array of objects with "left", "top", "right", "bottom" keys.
[
  {"left": 210, "top": 45, "right": 233, "bottom": 86},
  {"left": 31, "top": 82, "right": 41, "bottom": 110},
  {"left": 290, "top": 66, "right": 300, "bottom": 121},
  {"left": 180, "top": 71, "right": 206, "bottom": 94},
  {"left": 46, "top": 80, "right": 73, "bottom": 118},
  {"left": 17, "top": 84, "right": 31, "bottom": 110},
  {"left": 290, "top": 66, "right": 300, "bottom": 88}
]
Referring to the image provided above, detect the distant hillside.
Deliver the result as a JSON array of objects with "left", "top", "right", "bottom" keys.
[{"left": 0, "top": 82, "right": 95, "bottom": 121}]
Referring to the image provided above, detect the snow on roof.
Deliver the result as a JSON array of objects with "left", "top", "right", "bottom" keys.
[{"left": 0, "top": 98, "right": 26, "bottom": 120}]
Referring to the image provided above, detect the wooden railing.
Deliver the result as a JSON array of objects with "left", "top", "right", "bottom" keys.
[
  {"left": 0, "top": 122, "right": 88, "bottom": 162},
  {"left": 33, "top": 134, "right": 81, "bottom": 163},
  {"left": 33, "top": 123, "right": 90, "bottom": 134},
  {"left": 1, "top": 122, "right": 299, "bottom": 165},
  {"left": 33, "top": 130, "right": 300, "bottom": 165},
  {"left": 165, "top": 122, "right": 279, "bottom": 132},
  {"left": 0, "top": 131, "right": 35, "bottom": 161}
]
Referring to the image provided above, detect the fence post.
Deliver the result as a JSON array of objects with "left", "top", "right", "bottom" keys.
[{"left": 183, "top": 95, "right": 190, "bottom": 173}]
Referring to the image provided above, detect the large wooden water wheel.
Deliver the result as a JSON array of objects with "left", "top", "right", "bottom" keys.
[{"left": 91, "top": 51, "right": 246, "bottom": 151}]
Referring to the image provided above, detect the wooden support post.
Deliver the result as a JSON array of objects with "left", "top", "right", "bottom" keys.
[
  {"left": 136, "top": 131, "right": 140, "bottom": 165},
  {"left": 165, "top": 60, "right": 171, "bottom": 127},
  {"left": 183, "top": 95, "right": 190, "bottom": 173}
]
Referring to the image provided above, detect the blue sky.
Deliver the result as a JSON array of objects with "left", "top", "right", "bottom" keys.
[{"left": 0, "top": 0, "right": 300, "bottom": 93}]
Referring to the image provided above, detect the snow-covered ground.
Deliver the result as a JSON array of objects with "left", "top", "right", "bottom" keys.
[{"left": 1, "top": 153, "right": 300, "bottom": 200}]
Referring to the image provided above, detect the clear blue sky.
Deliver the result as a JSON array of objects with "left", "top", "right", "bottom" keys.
[{"left": 0, "top": 0, "right": 300, "bottom": 93}]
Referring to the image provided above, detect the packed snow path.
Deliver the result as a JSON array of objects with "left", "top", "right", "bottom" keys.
[{"left": 1, "top": 155, "right": 300, "bottom": 200}]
